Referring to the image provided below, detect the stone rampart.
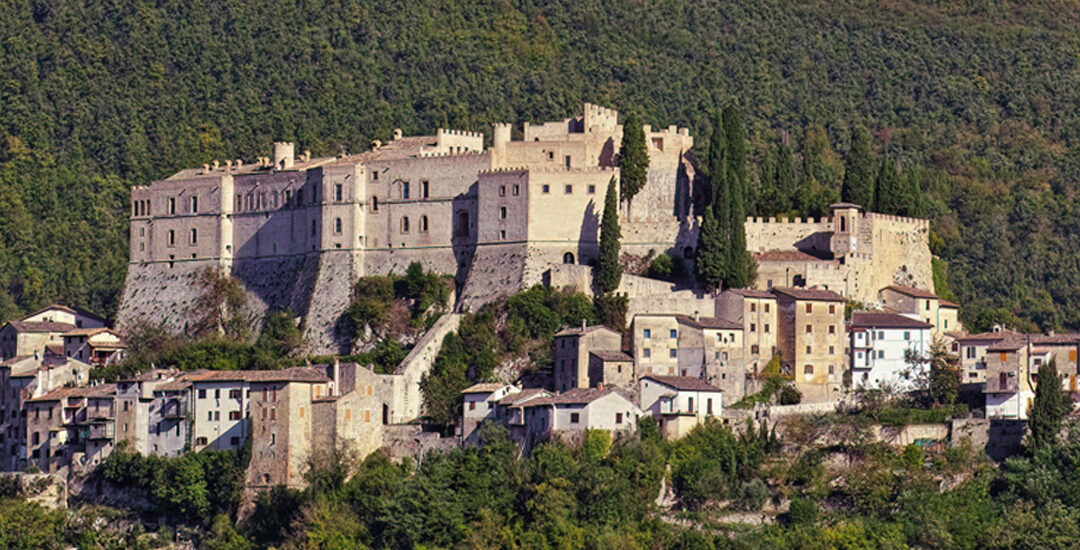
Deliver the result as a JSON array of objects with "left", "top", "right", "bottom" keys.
[
  {"left": 744, "top": 217, "right": 832, "bottom": 253},
  {"left": 385, "top": 312, "right": 462, "bottom": 423}
]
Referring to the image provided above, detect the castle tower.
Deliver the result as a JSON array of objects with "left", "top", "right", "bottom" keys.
[
  {"left": 273, "top": 142, "right": 295, "bottom": 170},
  {"left": 829, "top": 202, "right": 861, "bottom": 258}
]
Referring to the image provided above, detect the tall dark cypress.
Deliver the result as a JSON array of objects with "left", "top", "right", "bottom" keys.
[
  {"left": 723, "top": 106, "right": 753, "bottom": 288},
  {"left": 841, "top": 124, "right": 875, "bottom": 207},
  {"left": 872, "top": 156, "right": 902, "bottom": 214},
  {"left": 696, "top": 110, "right": 729, "bottom": 290},
  {"left": 618, "top": 112, "right": 649, "bottom": 205},
  {"left": 596, "top": 177, "right": 622, "bottom": 294},
  {"left": 776, "top": 134, "right": 797, "bottom": 212},
  {"left": 696, "top": 205, "right": 726, "bottom": 290}
]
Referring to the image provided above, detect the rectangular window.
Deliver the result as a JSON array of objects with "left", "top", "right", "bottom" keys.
[
  {"left": 570, "top": 412, "right": 580, "bottom": 423},
  {"left": 588, "top": 185, "right": 596, "bottom": 194},
  {"left": 878, "top": 350, "right": 885, "bottom": 359},
  {"left": 335, "top": 183, "right": 343, "bottom": 202},
  {"left": 168, "top": 197, "right": 176, "bottom": 215},
  {"left": 500, "top": 207, "right": 507, "bottom": 219},
  {"left": 167, "top": 230, "right": 175, "bottom": 247},
  {"left": 669, "top": 349, "right": 677, "bottom": 358},
  {"left": 512, "top": 184, "right": 519, "bottom": 196},
  {"left": 564, "top": 155, "right": 571, "bottom": 169},
  {"left": 829, "top": 346, "right": 835, "bottom": 355},
  {"left": 805, "top": 304, "right": 812, "bottom": 314},
  {"left": 229, "top": 411, "right": 241, "bottom": 420},
  {"left": 750, "top": 323, "right": 756, "bottom": 333},
  {"left": 469, "top": 402, "right": 476, "bottom": 411},
  {"left": 198, "top": 389, "right": 207, "bottom": 399},
  {"left": 904, "top": 331, "right": 911, "bottom": 340},
  {"left": 299, "top": 406, "right": 304, "bottom": 418},
  {"left": 615, "top": 413, "right": 623, "bottom": 424},
  {"left": 751, "top": 303, "right": 757, "bottom": 312},
  {"left": 829, "top": 325, "right": 835, "bottom": 334},
  {"left": 764, "top": 324, "right": 771, "bottom": 333},
  {"left": 643, "top": 348, "right": 651, "bottom": 358},
  {"left": 564, "top": 184, "right": 572, "bottom": 194},
  {"left": 806, "top": 346, "right": 812, "bottom": 354},
  {"left": 806, "top": 325, "right": 812, "bottom": 333},
  {"left": 196, "top": 436, "right": 208, "bottom": 446},
  {"left": 215, "top": 389, "right": 221, "bottom": 399},
  {"left": 670, "top": 329, "right": 677, "bottom": 339},
  {"left": 421, "top": 180, "right": 429, "bottom": 198},
  {"left": 191, "top": 196, "right": 199, "bottom": 213},
  {"left": 542, "top": 184, "right": 550, "bottom": 194},
  {"left": 499, "top": 185, "right": 506, "bottom": 197},
  {"left": 644, "top": 329, "right": 651, "bottom": 339},
  {"left": 402, "top": 182, "right": 410, "bottom": 199},
  {"left": 190, "top": 228, "right": 198, "bottom": 245},
  {"left": 829, "top": 304, "right": 836, "bottom": 314}
]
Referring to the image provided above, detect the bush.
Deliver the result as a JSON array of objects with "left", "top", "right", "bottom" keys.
[
  {"left": 733, "top": 478, "right": 770, "bottom": 510},
  {"left": 779, "top": 385, "right": 802, "bottom": 405},
  {"left": 787, "top": 496, "right": 819, "bottom": 526},
  {"left": 647, "top": 253, "right": 673, "bottom": 280}
]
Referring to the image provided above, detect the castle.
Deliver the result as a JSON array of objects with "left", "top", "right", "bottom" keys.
[{"left": 118, "top": 103, "right": 931, "bottom": 353}]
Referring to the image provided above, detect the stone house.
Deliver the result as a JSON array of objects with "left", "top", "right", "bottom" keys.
[
  {"left": 716, "top": 289, "right": 779, "bottom": 377},
  {"left": 638, "top": 375, "right": 723, "bottom": 440},
  {"left": 552, "top": 325, "right": 622, "bottom": 392},
  {"left": 984, "top": 337, "right": 1034, "bottom": 419},
  {"left": 773, "top": 287, "right": 847, "bottom": 402},
  {"left": 115, "top": 369, "right": 180, "bottom": 455},
  {"left": 0, "top": 321, "right": 76, "bottom": 362},
  {"left": 460, "top": 383, "right": 519, "bottom": 445},
  {"left": 24, "top": 383, "right": 117, "bottom": 474},
  {"left": 587, "top": 351, "right": 634, "bottom": 391},
  {"left": 0, "top": 356, "right": 92, "bottom": 471},
  {"left": 20, "top": 304, "right": 107, "bottom": 329},
  {"left": 954, "top": 328, "right": 1020, "bottom": 385},
  {"left": 61, "top": 328, "right": 126, "bottom": 366},
  {"left": 878, "top": 284, "right": 961, "bottom": 338},
  {"left": 521, "top": 388, "right": 641, "bottom": 444},
  {"left": 848, "top": 312, "right": 933, "bottom": 390}
]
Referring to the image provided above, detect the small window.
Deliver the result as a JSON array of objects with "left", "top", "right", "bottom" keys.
[
  {"left": 229, "top": 389, "right": 241, "bottom": 399},
  {"left": 168, "top": 197, "right": 176, "bottom": 214},
  {"left": 371, "top": 196, "right": 379, "bottom": 211},
  {"left": 644, "top": 329, "right": 652, "bottom": 339},
  {"left": 878, "top": 350, "right": 885, "bottom": 359},
  {"left": 829, "top": 346, "right": 835, "bottom": 355},
  {"left": 335, "top": 218, "right": 342, "bottom": 234},
  {"left": 469, "top": 401, "right": 476, "bottom": 411},
  {"left": 420, "top": 216, "right": 429, "bottom": 232},
  {"left": 806, "top": 345, "right": 812, "bottom": 354},
  {"left": 669, "top": 349, "right": 677, "bottom": 358},
  {"left": 189, "top": 228, "right": 198, "bottom": 245},
  {"left": 335, "top": 183, "right": 343, "bottom": 202},
  {"left": 499, "top": 185, "right": 506, "bottom": 197},
  {"left": 829, "top": 325, "right": 835, "bottom": 334},
  {"left": 167, "top": 230, "right": 175, "bottom": 247},
  {"left": 750, "top": 323, "right": 756, "bottom": 333},
  {"left": 229, "top": 411, "right": 241, "bottom": 420},
  {"left": 499, "top": 230, "right": 507, "bottom": 240},
  {"left": 421, "top": 180, "right": 429, "bottom": 198},
  {"left": 191, "top": 196, "right": 199, "bottom": 213},
  {"left": 904, "top": 331, "right": 911, "bottom": 341},
  {"left": 670, "top": 329, "right": 677, "bottom": 339},
  {"left": 806, "top": 324, "right": 812, "bottom": 333},
  {"left": 570, "top": 413, "right": 580, "bottom": 423},
  {"left": 643, "top": 348, "right": 651, "bottom": 358},
  {"left": 512, "top": 184, "right": 520, "bottom": 196},
  {"left": 500, "top": 207, "right": 507, "bottom": 219},
  {"left": 402, "top": 181, "right": 410, "bottom": 199},
  {"left": 828, "top": 365, "right": 835, "bottom": 375},
  {"left": 764, "top": 324, "right": 771, "bottom": 333},
  {"left": 615, "top": 413, "right": 623, "bottom": 424},
  {"left": 804, "top": 365, "right": 814, "bottom": 375},
  {"left": 198, "top": 389, "right": 207, "bottom": 399},
  {"left": 564, "top": 184, "right": 572, "bottom": 194},
  {"left": 829, "top": 304, "right": 836, "bottom": 314},
  {"left": 196, "top": 436, "right": 208, "bottom": 446},
  {"left": 588, "top": 185, "right": 596, "bottom": 194},
  {"left": 401, "top": 217, "right": 410, "bottom": 233},
  {"left": 805, "top": 304, "right": 812, "bottom": 313},
  {"left": 751, "top": 303, "right": 757, "bottom": 312},
  {"left": 542, "top": 184, "right": 550, "bottom": 194},
  {"left": 311, "top": 219, "right": 317, "bottom": 237}
]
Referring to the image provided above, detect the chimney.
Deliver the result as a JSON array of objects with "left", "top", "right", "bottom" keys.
[
  {"left": 332, "top": 356, "right": 340, "bottom": 397},
  {"left": 212, "top": 159, "right": 220, "bottom": 171},
  {"left": 225, "top": 159, "right": 233, "bottom": 170},
  {"left": 202, "top": 163, "right": 210, "bottom": 172},
  {"left": 393, "top": 128, "right": 403, "bottom": 140},
  {"left": 235, "top": 159, "right": 243, "bottom": 169},
  {"left": 694, "top": 310, "right": 700, "bottom": 322},
  {"left": 581, "top": 318, "right": 587, "bottom": 330},
  {"left": 302, "top": 150, "right": 311, "bottom": 162},
  {"left": 596, "top": 382, "right": 604, "bottom": 391}
]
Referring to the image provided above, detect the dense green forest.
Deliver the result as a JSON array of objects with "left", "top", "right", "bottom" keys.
[{"left": 3, "top": 0, "right": 1080, "bottom": 329}]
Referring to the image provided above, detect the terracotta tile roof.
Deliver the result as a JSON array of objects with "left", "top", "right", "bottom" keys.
[
  {"left": 555, "top": 325, "right": 618, "bottom": 337},
  {"left": 154, "top": 380, "right": 193, "bottom": 392},
  {"left": 641, "top": 375, "right": 723, "bottom": 392},
  {"left": 0, "top": 355, "right": 32, "bottom": 367},
  {"left": 677, "top": 315, "right": 742, "bottom": 330},
  {"left": 1032, "top": 334, "right": 1080, "bottom": 345},
  {"left": 987, "top": 338, "right": 1026, "bottom": 352},
  {"left": 525, "top": 387, "right": 627, "bottom": 407},
  {"left": 191, "top": 366, "right": 330, "bottom": 384},
  {"left": 954, "top": 330, "right": 1018, "bottom": 342},
  {"left": 771, "top": 287, "right": 846, "bottom": 302},
  {"left": 883, "top": 284, "right": 941, "bottom": 300},
  {"left": 461, "top": 383, "right": 511, "bottom": 394},
  {"left": 754, "top": 250, "right": 826, "bottom": 262},
  {"left": 939, "top": 300, "right": 960, "bottom": 309},
  {"left": 727, "top": 289, "right": 777, "bottom": 299},
  {"left": 62, "top": 327, "right": 119, "bottom": 338},
  {"left": 5, "top": 321, "right": 76, "bottom": 333},
  {"left": 25, "top": 304, "right": 106, "bottom": 322},
  {"left": 591, "top": 350, "right": 633, "bottom": 362},
  {"left": 44, "top": 344, "right": 64, "bottom": 356},
  {"left": 29, "top": 383, "right": 118, "bottom": 402},
  {"left": 497, "top": 388, "right": 550, "bottom": 406},
  {"left": 850, "top": 312, "right": 933, "bottom": 330}
]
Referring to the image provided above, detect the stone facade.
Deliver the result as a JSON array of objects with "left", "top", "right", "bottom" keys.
[{"left": 774, "top": 288, "right": 847, "bottom": 402}]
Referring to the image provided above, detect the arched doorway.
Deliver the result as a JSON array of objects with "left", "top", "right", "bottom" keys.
[
  {"left": 562, "top": 252, "right": 576, "bottom": 264},
  {"left": 456, "top": 211, "right": 469, "bottom": 236}
]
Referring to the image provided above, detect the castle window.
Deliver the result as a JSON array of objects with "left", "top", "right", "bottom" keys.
[
  {"left": 652, "top": 137, "right": 664, "bottom": 150},
  {"left": 140, "top": 227, "right": 145, "bottom": 237},
  {"left": 643, "top": 348, "right": 651, "bottom": 358},
  {"left": 765, "top": 304, "right": 770, "bottom": 313},
  {"left": 750, "top": 323, "right": 756, "bottom": 333},
  {"left": 840, "top": 216, "right": 846, "bottom": 232},
  {"left": 285, "top": 190, "right": 292, "bottom": 206},
  {"left": 765, "top": 324, "right": 770, "bottom": 333},
  {"left": 401, "top": 217, "right": 410, "bottom": 233},
  {"left": 371, "top": 196, "right": 378, "bottom": 211},
  {"left": 805, "top": 304, "right": 812, "bottom": 314},
  {"left": 456, "top": 212, "right": 469, "bottom": 236},
  {"left": 421, "top": 180, "right": 430, "bottom": 198},
  {"left": 499, "top": 230, "right": 507, "bottom": 240},
  {"left": 401, "top": 181, "right": 410, "bottom": 199},
  {"left": 548, "top": 151, "right": 554, "bottom": 160},
  {"left": 751, "top": 303, "right": 756, "bottom": 313},
  {"left": 311, "top": 219, "right": 317, "bottom": 237},
  {"left": 334, "top": 218, "right": 342, "bottom": 234},
  {"left": 806, "top": 345, "right": 812, "bottom": 354},
  {"left": 829, "top": 325, "right": 835, "bottom": 334},
  {"left": 564, "top": 185, "right": 572, "bottom": 194},
  {"left": 500, "top": 207, "right": 507, "bottom": 219},
  {"left": 751, "top": 344, "right": 760, "bottom": 354},
  {"left": 542, "top": 185, "right": 550, "bottom": 194},
  {"left": 804, "top": 365, "right": 813, "bottom": 375},
  {"left": 588, "top": 185, "right": 596, "bottom": 194},
  {"left": 669, "top": 349, "right": 677, "bottom": 358},
  {"left": 563, "top": 252, "right": 575, "bottom": 264},
  {"left": 829, "top": 346, "right": 835, "bottom": 355},
  {"left": 166, "top": 230, "right": 175, "bottom": 247},
  {"left": 189, "top": 228, "right": 197, "bottom": 245},
  {"left": 372, "top": 170, "right": 378, "bottom": 181},
  {"left": 420, "top": 216, "right": 429, "bottom": 232},
  {"left": 805, "top": 324, "right": 812, "bottom": 333},
  {"left": 513, "top": 185, "right": 519, "bottom": 196},
  {"left": 829, "top": 304, "right": 836, "bottom": 314},
  {"left": 565, "top": 155, "right": 571, "bottom": 169},
  {"left": 168, "top": 197, "right": 176, "bottom": 215},
  {"left": 335, "top": 184, "right": 343, "bottom": 202},
  {"left": 499, "top": 185, "right": 506, "bottom": 197}
]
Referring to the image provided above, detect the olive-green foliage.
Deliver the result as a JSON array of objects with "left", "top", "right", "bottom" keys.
[
  {"left": 1028, "top": 358, "right": 1072, "bottom": 453},
  {"left": 841, "top": 124, "right": 876, "bottom": 207},
  {"left": 0, "top": 497, "right": 64, "bottom": 550},
  {"left": 593, "top": 292, "right": 628, "bottom": 331},
  {"left": 646, "top": 251, "right": 674, "bottom": 280},
  {"left": 100, "top": 442, "right": 246, "bottom": 526}
]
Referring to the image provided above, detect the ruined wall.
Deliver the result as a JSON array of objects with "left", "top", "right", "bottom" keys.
[{"left": 384, "top": 312, "right": 463, "bottom": 423}]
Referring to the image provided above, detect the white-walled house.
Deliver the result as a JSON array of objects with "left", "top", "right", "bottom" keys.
[
  {"left": 638, "top": 375, "right": 723, "bottom": 439},
  {"left": 460, "top": 383, "right": 520, "bottom": 444},
  {"left": 849, "top": 312, "right": 933, "bottom": 390},
  {"left": 522, "top": 388, "right": 640, "bottom": 443}
]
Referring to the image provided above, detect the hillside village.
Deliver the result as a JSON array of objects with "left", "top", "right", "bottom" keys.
[{"left": 0, "top": 103, "right": 1073, "bottom": 514}]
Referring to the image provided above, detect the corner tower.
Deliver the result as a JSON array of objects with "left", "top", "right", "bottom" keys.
[{"left": 829, "top": 202, "right": 862, "bottom": 258}]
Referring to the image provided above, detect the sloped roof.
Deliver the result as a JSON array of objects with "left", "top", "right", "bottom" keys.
[
  {"left": 850, "top": 312, "right": 933, "bottom": 330},
  {"left": 727, "top": 289, "right": 776, "bottom": 299},
  {"left": 62, "top": 327, "right": 121, "bottom": 338},
  {"left": 497, "top": 388, "right": 550, "bottom": 406},
  {"left": 676, "top": 315, "right": 742, "bottom": 330},
  {"left": 641, "top": 375, "right": 723, "bottom": 392},
  {"left": 939, "top": 301, "right": 960, "bottom": 309},
  {"left": 525, "top": 387, "right": 628, "bottom": 407},
  {"left": 754, "top": 250, "right": 825, "bottom": 262},
  {"left": 4, "top": 321, "right": 76, "bottom": 333},
  {"left": 987, "top": 338, "right": 1027, "bottom": 352},
  {"left": 554, "top": 325, "right": 618, "bottom": 337},
  {"left": 461, "top": 383, "right": 512, "bottom": 394},
  {"left": 190, "top": 366, "right": 330, "bottom": 384},
  {"left": 771, "top": 287, "right": 846, "bottom": 302},
  {"left": 591, "top": 350, "right": 633, "bottom": 362},
  {"left": 882, "top": 284, "right": 940, "bottom": 299},
  {"left": 28, "top": 383, "right": 117, "bottom": 402},
  {"left": 25, "top": 304, "right": 106, "bottom": 323},
  {"left": 1032, "top": 334, "right": 1080, "bottom": 345}
]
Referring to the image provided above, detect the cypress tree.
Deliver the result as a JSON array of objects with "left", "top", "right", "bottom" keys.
[
  {"left": 723, "top": 106, "right": 754, "bottom": 288},
  {"left": 618, "top": 111, "right": 650, "bottom": 205},
  {"left": 1028, "top": 358, "right": 1072, "bottom": 453},
  {"left": 841, "top": 124, "right": 875, "bottom": 207},
  {"left": 872, "top": 156, "right": 903, "bottom": 214},
  {"left": 596, "top": 177, "right": 622, "bottom": 294},
  {"left": 696, "top": 205, "right": 726, "bottom": 290},
  {"left": 696, "top": 110, "right": 730, "bottom": 290}
]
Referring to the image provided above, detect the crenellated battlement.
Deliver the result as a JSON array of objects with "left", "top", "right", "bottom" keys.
[
  {"left": 416, "top": 150, "right": 486, "bottom": 159},
  {"left": 435, "top": 128, "right": 484, "bottom": 139},
  {"left": 747, "top": 216, "right": 833, "bottom": 226},
  {"left": 863, "top": 211, "right": 930, "bottom": 229}
]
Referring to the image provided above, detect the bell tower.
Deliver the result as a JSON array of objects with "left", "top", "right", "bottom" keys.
[{"left": 829, "top": 202, "right": 862, "bottom": 258}]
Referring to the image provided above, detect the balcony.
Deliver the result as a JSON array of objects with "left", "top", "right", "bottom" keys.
[
  {"left": 984, "top": 377, "right": 1020, "bottom": 393},
  {"left": 81, "top": 422, "right": 115, "bottom": 441},
  {"left": 161, "top": 403, "right": 188, "bottom": 420}
]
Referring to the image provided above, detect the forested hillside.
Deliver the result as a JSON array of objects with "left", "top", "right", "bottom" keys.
[{"left": 2, "top": 0, "right": 1080, "bottom": 330}]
